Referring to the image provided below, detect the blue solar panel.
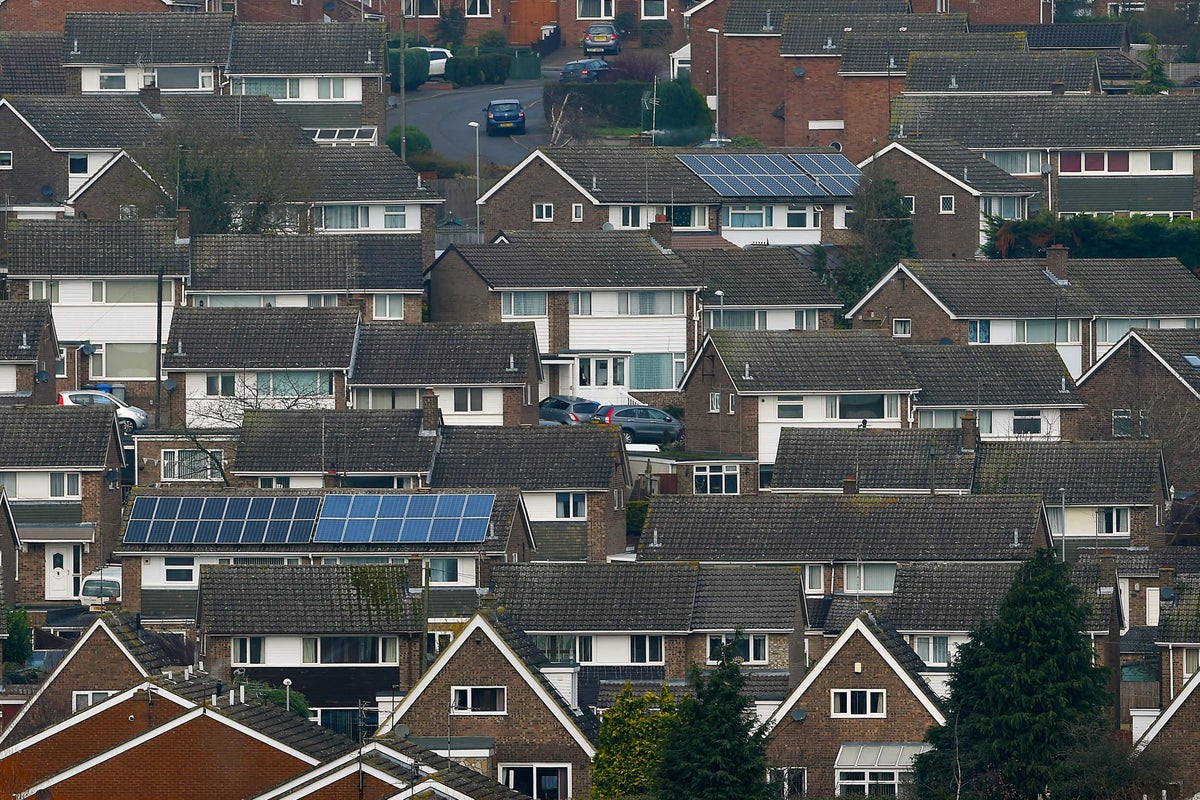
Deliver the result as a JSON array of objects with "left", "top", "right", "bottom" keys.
[
  {"left": 789, "top": 153, "right": 862, "bottom": 197},
  {"left": 122, "top": 494, "right": 321, "bottom": 545},
  {"left": 678, "top": 153, "right": 825, "bottom": 198},
  {"left": 314, "top": 493, "right": 496, "bottom": 544}
]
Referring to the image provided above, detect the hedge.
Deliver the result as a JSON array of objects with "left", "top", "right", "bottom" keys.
[
  {"left": 542, "top": 80, "right": 648, "bottom": 128},
  {"left": 445, "top": 52, "right": 512, "bottom": 87},
  {"left": 388, "top": 47, "right": 431, "bottom": 91}
]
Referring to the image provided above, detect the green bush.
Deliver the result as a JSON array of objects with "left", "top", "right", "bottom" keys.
[
  {"left": 386, "top": 125, "right": 432, "bottom": 159},
  {"left": 477, "top": 29, "right": 509, "bottom": 47},
  {"left": 261, "top": 684, "right": 311, "bottom": 718},
  {"left": 626, "top": 500, "right": 649, "bottom": 536},
  {"left": 644, "top": 78, "right": 711, "bottom": 144},
  {"left": 446, "top": 53, "right": 511, "bottom": 87},
  {"left": 389, "top": 47, "right": 431, "bottom": 91},
  {"left": 3, "top": 609, "right": 32, "bottom": 668},
  {"left": 406, "top": 151, "right": 473, "bottom": 178},
  {"left": 614, "top": 10, "right": 637, "bottom": 38},
  {"left": 389, "top": 31, "right": 429, "bottom": 48},
  {"left": 543, "top": 80, "right": 648, "bottom": 128},
  {"left": 436, "top": 3, "right": 468, "bottom": 47},
  {"left": 640, "top": 19, "right": 671, "bottom": 47}
]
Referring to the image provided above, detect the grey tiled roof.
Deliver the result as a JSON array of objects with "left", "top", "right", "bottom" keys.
[
  {"left": 106, "top": 612, "right": 186, "bottom": 671},
  {"left": 7, "top": 219, "right": 188, "bottom": 277},
  {"left": 228, "top": 22, "right": 385, "bottom": 75},
  {"left": 679, "top": 247, "right": 841, "bottom": 307},
  {"left": 156, "top": 93, "right": 307, "bottom": 142},
  {"left": 839, "top": 32, "right": 1024, "bottom": 74},
  {"left": 4, "top": 95, "right": 159, "bottom": 149},
  {"left": 1121, "top": 625, "right": 1158, "bottom": 656},
  {"left": 705, "top": 329, "right": 918, "bottom": 393},
  {"left": 974, "top": 440, "right": 1164, "bottom": 505},
  {"left": 0, "top": 32, "right": 67, "bottom": 94},
  {"left": 380, "top": 740, "right": 531, "bottom": 800},
  {"left": 1122, "top": 329, "right": 1200, "bottom": 396},
  {"left": 162, "top": 307, "right": 360, "bottom": 370},
  {"left": 446, "top": 231, "right": 702, "bottom": 290},
  {"left": 190, "top": 235, "right": 424, "bottom": 293},
  {"left": 62, "top": 12, "right": 232, "bottom": 65},
  {"left": 1070, "top": 561, "right": 1115, "bottom": 631},
  {"left": 897, "top": 257, "right": 1200, "bottom": 317},
  {"left": 772, "top": 428, "right": 975, "bottom": 492},
  {"left": 901, "top": 344, "right": 1078, "bottom": 407},
  {"left": 430, "top": 426, "right": 623, "bottom": 491},
  {"left": 904, "top": 51, "right": 1096, "bottom": 94},
  {"left": 1076, "top": 546, "right": 1200, "bottom": 577},
  {"left": 884, "top": 561, "right": 1019, "bottom": 631},
  {"left": 1157, "top": 574, "right": 1200, "bottom": 642},
  {"left": 639, "top": 494, "right": 1044, "bottom": 562},
  {"left": 536, "top": 147, "right": 720, "bottom": 205},
  {"left": 527, "top": 521, "right": 589, "bottom": 561},
  {"left": 199, "top": 564, "right": 423, "bottom": 634},
  {"left": 890, "top": 95, "right": 1200, "bottom": 148},
  {"left": 882, "top": 140, "right": 1038, "bottom": 194},
  {"left": 779, "top": 13, "right": 966, "bottom": 56},
  {"left": 0, "top": 407, "right": 114, "bottom": 468},
  {"left": 691, "top": 565, "right": 802, "bottom": 630},
  {"left": 310, "top": 147, "right": 441, "bottom": 203},
  {"left": 0, "top": 302, "right": 53, "bottom": 362},
  {"left": 866, "top": 613, "right": 941, "bottom": 699},
  {"left": 725, "top": 0, "right": 910, "bottom": 36},
  {"left": 351, "top": 323, "right": 540, "bottom": 386},
  {"left": 235, "top": 409, "right": 435, "bottom": 474},
  {"left": 971, "top": 22, "right": 1128, "bottom": 50}
]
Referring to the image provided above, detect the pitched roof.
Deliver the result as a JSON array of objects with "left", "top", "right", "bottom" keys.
[
  {"left": 901, "top": 344, "right": 1079, "bottom": 407},
  {"left": 691, "top": 564, "right": 802, "bottom": 630},
  {"left": 374, "top": 740, "right": 532, "bottom": 800},
  {"left": 904, "top": 51, "right": 1096, "bottom": 94},
  {"left": 104, "top": 612, "right": 185, "bottom": 672},
  {"left": 162, "top": 307, "right": 360, "bottom": 370},
  {"left": 351, "top": 323, "right": 540, "bottom": 386},
  {"left": 876, "top": 140, "right": 1038, "bottom": 195},
  {"left": 1157, "top": 574, "right": 1200, "bottom": 642},
  {"left": 0, "top": 301, "right": 53, "bottom": 362},
  {"left": 703, "top": 329, "right": 919, "bottom": 393},
  {"left": 528, "top": 147, "right": 720, "bottom": 205},
  {"left": 972, "top": 22, "right": 1128, "bottom": 50},
  {"left": 1070, "top": 560, "right": 1117, "bottom": 632},
  {"left": 190, "top": 235, "right": 424, "bottom": 293},
  {"left": 724, "top": 0, "right": 909, "bottom": 36},
  {"left": 61, "top": 12, "right": 232, "bottom": 65},
  {"left": 0, "top": 407, "right": 114, "bottom": 468},
  {"left": 885, "top": 561, "right": 1019, "bottom": 631},
  {"left": 309, "top": 147, "right": 441, "bottom": 203},
  {"left": 227, "top": 22, "right": 385, "bottom": 75},
  {"left": 839, "top": 31, "right": 1025, "bottom": 74},
  {"left": 772, "top": 428, "right": 975, "bottom": 492},
  {"left": 1101, "top": 328, "right": 1200, "bottom": 397},
  {"left": 0, "top": 32, "right": 67, "bottom": 94},
  {"left": 890, "top": 95, "right": 1200, "bottom": 148},
  {"left": 156, "top": 93, "right": 308, "bottom": 142},
  {"left": 639, "top": 494, "right": 1044, "bottom": 562},
  {"left": 6, "top": 219, "right": 188, "bottom": 277},
  {"left": 430, "top": 426, "right": 624, "bottom": 491},
  {"left": 974, "top": 440, "right": 1164, "bottom": 505},
  {"left": 3, "top": 95, "right": 160, "bottom": 149},
  {"left": 199, "top": 564, "right": 423, "bottom": 634},
  {"left": 1076, "top": 545, "right": 1200, "bottom": 577},
  {"left": 678, "top": 247, "right": 840, "bottom": 307},
  {"left": 234, "top": 409, "right": 436, "bottom": 474},
  {"left": 445, "top": 230, "right": 701, "bottom": 290},
  {"left": 779, "top": 13, "right": 967, "bottom": 56}
]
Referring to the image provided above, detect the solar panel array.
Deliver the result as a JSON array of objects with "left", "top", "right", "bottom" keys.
[
  {"left": 789, "top": 153, "right": 862, "bottom": 196},
  {"left": 313, "top": 493, "right": 496, "bottom": 544},
  {"left": 123, "top": 495, "right": 321, "bottom": 545},
  {"left": 678, "top": 153, "right": 825, "bottom": 198}
]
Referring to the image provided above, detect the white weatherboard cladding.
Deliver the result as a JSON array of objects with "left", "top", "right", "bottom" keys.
[
  {"left": 569, "top": 316, "right": 687, "bottom": 354},
  {"left": 435, "top": 387, "right": 505, "bottom": 427},
  {"left": 50, "top": 280, "right": 175, "bottom": 341}
]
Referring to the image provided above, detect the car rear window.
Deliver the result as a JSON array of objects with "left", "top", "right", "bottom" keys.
[
  {"left": 576, "top": 402, "right": 599, "bottom": 413},
  {"left": 491, "top": 102, "right": 519, "bottom": 112}
]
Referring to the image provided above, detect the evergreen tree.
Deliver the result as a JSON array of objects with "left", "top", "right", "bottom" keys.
[
  {"left": 1133, "top": 35, "right": 1176, "bottom": 95},
  {"left": 2, "top": 609, "right": 32, "bottom": 668},
  {"left": 591, "top": 683, "right": 676, "bottom": 799},
  {"left": 912, "top": 551, "right": 1111, "bottom": 799},
  {"left": 656, "top": 642, "right": 773, "bottom": 800},
  {"left": 832, "top": 174, "right": 916, "bottom": 311}
]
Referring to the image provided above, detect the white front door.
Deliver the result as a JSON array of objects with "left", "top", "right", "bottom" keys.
[{"left": 45, "top": 544, "right": 81, "bottom": 600}]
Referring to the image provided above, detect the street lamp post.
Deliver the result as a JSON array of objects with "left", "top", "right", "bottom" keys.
[
  {"left": 467, "top": 121, "right": 481, "bottom": 241},
  {"left": 707, "top": 27, "right": 721, "bottom": 143}
]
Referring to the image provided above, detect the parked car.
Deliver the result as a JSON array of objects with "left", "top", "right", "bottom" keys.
[
  {"left": 483, "top": 98, "right": 526, "bottom": 136},
  {"left": 58, "top": 389, "right": 149, "bottom": 434},
  {"left": 539, "top": 395, "right": 600, "bottom": 424},
  {"left": 560, "top": 58, "right": 610, "bottom": 82},
  {"left": 594, "top": 404, "right": 684, "bottom": 445},
  {"left": 582, "top": 22, "right": 622, "bottom": 55},
  {"left": 413, "top": 46, "right": 454, "bottom": 78},
  {"left": 79, "top": 565, "right": 123, "bottom": 607}
]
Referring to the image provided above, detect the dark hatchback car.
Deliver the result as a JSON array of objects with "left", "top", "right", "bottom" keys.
[
  {"left": 594, "top": 404, "right": 684, "bottom": 445},
  {"left": 582, "top": 23, "right": 622, "bottom": 55},
  {"left": 560, "top": 58, "right": 610, "bottom": 82},
  {"left": 483, "top": 98, "right": 526, "bottom": 135},
  {"left": 539, "top": 395, "right": 601, "bottom": 424}
]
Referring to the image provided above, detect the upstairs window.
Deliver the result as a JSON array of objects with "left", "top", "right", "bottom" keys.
[
  {"left": 831, "top": 689, "right": 885, "bottom": 717},
  {"left": 257, "top": 371, "right": 333, "bottom": 397},
  {"left": 0, "top": 151, "right": 11, "bottom": 170},
  {"left": 50, "top": 472, "right": 81, "bottom": 498},
  {"left": 844, "top": 563, "right": 896, "bottom": 594},
  {"left": 69, "top": 153, "right": 90, "bottom": 175},
  {"left": 556, "top": 492, "right": 586, "bottom": 519},
  {"left": 708, "top": 633, "right": 767, "bottom": 664},
  {"left": 915, "top": 635, "right": 950, "bottom": 666},
  {"left": 502, "top": 291, "right": 548, "bottom": 317},
  {"left": 1012, "top": 409, "right": 1042, "bottom": 435},
  {"left": 617, "top": 291, "right": 684, "bottom": 315},
  {"left": 316, "top": 77, "right": 345, "bottom": 99},
  {"left": 452, "top": 686, "right": 506, "bottom": 713},
  {"left": 233, "top": 636, "right": 265, "bottom": 665},
  {"left": 453, "top": 387, "right": 484, "bottom": 412},
  {"left": 162, "top": 449, "right": 223, "bottom": 481},
  {"left": 206, "top": 373, "right": 236, "bottom": 397},
  {"left": 968, "top": 319, "right": 990, "bottom": 343},
  {"left": 1098, "top": 507, "right": 1130, "bottom": 535},
  {"left": 1150, "top": 151, "right": 1174, "bottom": 171},
  {"left": 630, "top": 634, "right": 663, "bottom": 663},
  {"left": 694, "top": 464, "right": 739, "bottom": 495},
  {"left": 98, "top": 69, "right": 127, "bottom": 91}
]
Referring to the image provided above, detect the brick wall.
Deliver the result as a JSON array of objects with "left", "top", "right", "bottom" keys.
[
  {"left": 29, "top": 310, "right": 61, "bottom": 406},
  {"left": 840, "top": 76, "right": 904, "bottom": 164},
  {"left": 420, "top": 205, "right": 438, "bottom": 269},
  {"left": 73, "top": 158, "right": 173, "bottom": 222},
  {"left": 781, "top": 57, "right": 842, "bottom": 150},
  {"left": 427, "top": 251, "right": 497, "bottom": 323},
  {"left": 0, "top": 0, "right": 168, "bottom": 31},
  {"left": 849, "top": 271, "right": 961, "bottom": 343},
  {"left": 134, "top": 436, "right": 236, "bottom": 487},
  {"left": 863, "top": 151, "right": 983, "bottom": 259},
  {"left": 547, "top": 292, "right": 570, "bottom": 355},
  {"left": 0, "top": 107, "right": 68, "bottom": 207},
  {"left": 909, "top": 0, "right": 1042, "bottom": 23},
  {"left": 722, "top": 37, "right": 787, "bottom": 144},
  {"left": 681, "top": 341, "right": 758, "bottom": 456},
  {"left": 233, "top": 0, "right": 324, "bottom": 22},
  {"left": 483, "top": 158, "right": 601, "bottom": 237}
]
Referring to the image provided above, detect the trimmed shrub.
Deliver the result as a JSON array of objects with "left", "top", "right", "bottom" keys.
[
  {"left": 543, "top": 80, "right": 647, "bottom": 128},
  {"left": 614, "top": 11, "right": 637, "bottom": 38},
  {"left": 386, "top": 125, "right": 433, "bottom": 158},
  {"left": 389, "top": 47, "right": 431, "bottom": 91},
  {"left": 640, "top": 19, "right": 671, "bottom": 47},
  {"left": 477, "top": 29, "right": 509, "bottom": 47},
  {"left": 644, "top": 78, "right": 711, "bottom": 144},
  {"left": 446, "top": 53, "right": 512, "bottom": 86}
]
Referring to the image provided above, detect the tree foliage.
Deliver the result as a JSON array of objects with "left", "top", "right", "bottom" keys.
[
  {"left": 656, "top": 642, "right": 773, "bottom": 800},
  {"left": 912, "top": 551, "right": 1112, "bottom": 799},
  {"left": 645, "top": 78, "right": 712, "bottom": 145},
  {"left": 2, "top": 609, "right": 32, "bottom": 667},
  {"left": 592, "top": 683, "right": 677, "bottom": 799},
  {"left": 260, "top": 683, "right": 311, "bottom": 718},
  {"left": 984, "top": 212, "right": 1200, "bottom": 272},
  {"left": 1132, "top": 34, "right": 1176, "bottom": 94},
  {"left": 436, "top": 2, "right": 468, "bottom": 48},
  {"left": 826, "top": 173, "right": 916, "bottom": 310}
]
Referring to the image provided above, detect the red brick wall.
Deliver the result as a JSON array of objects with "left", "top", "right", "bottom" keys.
[
  {"left": 681, "top": 340, "right": 758, "bottom": 457},
  {"left": 72, "top": 158, "right": 173, "bottom": 223},
  {"left": 781, "top": 57, "right": 841, "bottom": 150},
  {"left": 840, "top": 75, "right": 904, "bottom": 164},
  {"left": 427, "top": 251, "right": 497, "bottom": 323},
  {"left": 233, "top": 0, "right": 325, "bottom": 22},
  {"left": 910, "top": 0, "right": 1043, "bottom": 24},
  {"left": 849, "top": 272, "right": 961, "bottom": 343},
  {"left": 0, "top": 106, "right": 68, "bottom": 207},
  {"left": 483, "top": 158, "right": 601, "bottom": 237},
  {"left": 722, "top": 37, "right": 787, "bottom": 144},
  {"left": 0, "top": 0, "right": 168, "bottom": 31}
]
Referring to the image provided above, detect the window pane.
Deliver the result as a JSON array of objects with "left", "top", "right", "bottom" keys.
[{"left": 102, "top": 343, "right": 157, "bottom": 378}]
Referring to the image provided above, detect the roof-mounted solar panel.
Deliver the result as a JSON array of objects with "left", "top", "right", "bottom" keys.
[
  {"left": 314, "top": 493, "right": 497, "bottom": 544},
  {"left": 122, "top": 494, "right": 320, "bottom": 545}
]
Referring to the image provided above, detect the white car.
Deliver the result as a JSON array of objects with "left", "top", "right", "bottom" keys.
[
  {"left": 414, "top": 46, "right": 454, "bottom": 78},
  {"left": 58, "top": 390, "right": 149, "bottom": 434}
]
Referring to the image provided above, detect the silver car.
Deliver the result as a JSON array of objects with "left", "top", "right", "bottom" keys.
[{"left": 58, "top": 390, "right": 149, "bottom": 434}]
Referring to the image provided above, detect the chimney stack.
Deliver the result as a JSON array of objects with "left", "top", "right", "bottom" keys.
[
  {"left": 175, "top": 208, "right": 191, "bottom": 243},
  {"left": 1050, "top": 79, "right": 1065, "bottom": 96},
  {"left": 139, "top": 84, "right": 163, "bottom": 116},
  {"left": 1099, "top": 551, "right": 1117, "bottom": 591},
  {"left": 960, "top": 411, "right": 977, "bottom": 453},
  {"left": 1046, "top": 244, "right": 1069, "bottom": 282},
  {"left": 420, "top": 387, "right": 440, "bottom": 435},
  {"left": 1160, "top": 564, "right": 1176, "bottom": 593},
  {"left": 843, "top": 475, "right": 859, "bottom": 495},
  {"left": 649, "top": 219, "right": 672, "bottom": 251}
]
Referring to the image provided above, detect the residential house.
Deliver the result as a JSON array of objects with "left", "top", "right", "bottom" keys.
[
  {"left": 429, "top": 425, "right": 631, "bottom": 562},
  {"left": 198, "top": 564, "right": 424, "bottom": 738},
  {"left": 0, "top": 31, "right": 68, "bottom": 94},
  {"left": 1151, "top": 573, "right": 1200, "bottom": 710},
  {"left": 160, "top": 306, "right": 361, "bottom": 430},
  {"left": 1136, "top": 663, "right": 1200, "bottom": 794},
  {"left": 902, "top": 50, "right": 1100, "bottom": 97},
  {"left": 970, "top": 23, "right": 1137, "bottom": 92},
  {"left": 349, "top": 323, "right": 543, "bottom": 426},
  {"left": 1075, "top": 328, "right": 1200, "bottom": 491},
  {"left": 0, "top": 406, "right": 125, "bottom": 605},
  {"left": 846, "top": 248, "right": 1200, "bottom": 377},
  {"left": 377, "top": 609, "right": 600, "bottom": 800},
  {"left": 679, "top": 329, "right": 920, "bottom": 478},
  {"left": 858, "top": 140, "right": 1038, "bottom": 257},
  {"left": 0, "top": 301, "right": 61, "bottom": 407},
  {"left": 426, "top": 230, "right": 703, "bottom": 405},
  {"left": 0, "top": 493, "right": 21, "bottom": 610}
]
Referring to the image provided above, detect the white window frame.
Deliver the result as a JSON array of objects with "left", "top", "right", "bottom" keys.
[
  {"left": 844, "top": 562, "right": 896, "bottom": 594},
  {"left": 162, "top": 449, "right": 223, "bottom": 481},
  {"left": 206, "top": 373, "right": 236, "bottom": 397},
  {"left": 164, "top": 556, "right": 196, "bottom": 583},
  {"left": 777, "top": 395, "right": 804, "bottom": 420},
  {"left": 55, "top": 347, "right": 68, "bottom": 378},
  {"left": 939, "top": 195, "right": 955, "bottom": 214},
  {"left": 617, "top": 291, "right": 685, "bottom": 316},
  {"left": 709, "top": 392, "right": 721, "bottom": 413},
  {"left": 374, "top": 294, "right": 406, "bottom": 320},
  {"left": 427, "top": 557, "right": 461, "bottom": 584},
  {"left": 31, "top": 280, "right": 59, "bottom": 303},
  {"left": 837, "top": 769, "right": 906, "bottom": 795},
  {"left": 451, "top": 686, "right": 507, "bottom": 715},
  {"left": 383, "top": 205, "right": 408, "bottom": 229},
  {"left": 453, "top": 387, "right": 484, "bottom": 413},
  {"left": 98, "top": 68, "right": 127, "bottom": 91},
  {"left": 555, "top": 491, "right": 587, "bottom": 519},
  {"left": 804, "top": 564, "right": 824, "bottom": 595},
  {"left": 233, "top": 636, "right": 266, "bottom": 665},
  {"left": 707, "top": 633, "right": 767, "bottom": 664},
  {"left": 902, "top": 195, "right": 915, "bottom": 214},
  {"left": 73, "top": 690, "right": 116, "bottom": 712},
  {"left": 620, "top": 205, "right": 642, "bottom": 228},
  {"left": 915, "top": 634, "right": 950, "bottom": 666},
  {"left": 499, "top": 764, "right": 572, "bottom": 800},
  {"left": 1012, "top": 409, "right": 1043, "bottom": 436},
  {"left": 502, "top": 291, "right": 548, "bottom": 317},
  {"left": 629, "top": 634, "right": 663, "bottom": 664},
  {"left": 694, "top": 463, "right": 739, "bottom": 495},
  {"left": 1184, "top": 647, "right": 1199, "bottom": 677},
  {"left": 1098, "top": 506, "right": 1131, "bottom": 535},
  {"left": 831, "top": 688, "right": 886, "bottom": 718},
  {"left": 577, "top": 0, "right": 614, "bottom": 17},
  {"left": 316, "top": 77, "right": 346, "bottom": 100},
  {"left": 0, "top": 151, "right": 11, "bottom": 170},
  {"left": 533, "top": 202, "right": 554, "bottom": 222},
  {"left": 467, "top": 0, "right": 491, "bottom": 15},
  {"left": 259, "top": 476, "right": 291, "bottom": 489},
  {"left": 892, "top": 318, "right": 911, "bottom": 338},
  {"left": 1112, "top": 409, "right": 1132, "bottom": 437},
  {"left": 69, "top": 153, "right": 89, "bottom": 175},
  {"left": 569, "top": 291, "right": 592, "bottom": 316},
  {"left": 49, "top": 472, "right": 81, "bottom": 499}
]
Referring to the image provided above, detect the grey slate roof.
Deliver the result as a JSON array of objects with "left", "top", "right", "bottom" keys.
[
  {"left": 904, "top": 51, "right": 1096, "bottom": 94},
  {"left": 772, "top": 428, "right": 975, "bottom": 492},
  {"left": 974, "top": 440, "right": 1164, "bottom": 505},
  {"left": 0, "top": 407, "right": 114, "bottom": 468},
  {"left": 199, "top": 564, "right": 423, "bottom": 634},
  {"left": 839, "top": 32, "right": 1025, "bottom": 74},
  {"left": 725, "top": 0, "right": 910, "bottom": 36},
  {"left": 106, "top": 612, "right": 187, "bottom": 671},
  {"left": 705, "top": 329, "right": 918, "bottom": 393},
  {"left": 4, "top": 95, "right": 160, "bottom": 149},
  {"left": 235, "top": 409, "right": 436, "bottom": 474},
  {"left": 6, "top": 219, "right": 188, "bottom": 277},
  {"left": 162, "top": 307, "right": 360, "bottom": 370},
  {"left": 639, "top": 494, "right": 1044, "bottom": 562},
  {"left": 0, "top": 32, "right": 67, "bottom": 94},
  {"left": 901, "top": 344, "right": 1079, "bottom": 407},
  {"left": 351, "top": 323, "right": 540, "bottom": 386},
  {"left": 0, "top": 302, "right": 53, "bottom": 362},
  {"left": 1076, "top": 546, "right": 1200, "bottom": 577},
  {"left": 190, "top": 235, "right": 424, "bottom": 293},
  {"left": 691, "top": 565, "right": 802, "bottom": 630},
  {"left": 890, "top": 95, "right": 1200, "bottom": 148},
  {"left": 1119, "top": 329, "right": 1200, "bottom": 397},
  {"left": 445, "top": 230, "right": 702, "bottom": 290},
  {"left": 535, "top": 147, "right": 720, "bottom": 205},
  {"left": 156, "top": 93, "right": 308, "bottom": 142},
  {"left": 228, "top": 22, "right": 385, "bottom": 75},
  {"left": 779, "top": 13, "right": 967, "bottom": 56},
  {"left": 431, "top": 426, "right": 623, "bottom": 491},
  {"left": 1157, "top": 574, "right": 1200, "bottom": 642},
  {"left": 971, "top": 22, "right": 1128, "bottom": 50},
  {"left": 1070, "top": 561, "right": 1116, "bottom": 632},
  {"left": 62, "top": 12, "right": 232, "bottom": 65},
  {"left": 881, "top": 140, "right": 1038, "bottom": 195},
  {"left": 527, "top": 521, "right": 589, "bottom": 561},
  {"left": 310, "top": 147, "right": 441, "bottom": 203},
  {"left": 884, "top": 561, "right": 1019, "bottom": 631},
  {"left": 679, "top": 247, "right": 841, "bottom": 307}
]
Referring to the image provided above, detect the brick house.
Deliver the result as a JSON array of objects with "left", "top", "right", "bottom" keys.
[
  {"left": 847, "top": 248, "right": 1200, "bottom": 378},
  {"left": 1136, "top": 663, "right": 1200, "bottom": 796},
  {"left": 377, "top": 609, "right": 599, "bottom": 800},
  {"left": 903, "top": 49, "right": 1100, "bottom": 98},
  {"left": 858, "top": 140, "right": 1038, "bottom": 258},
  {"left": 1075, "top": 328, "right": 1200, "bottom": 492},
  {"left": 0, "top": 301, "right": 61, "bottom": 407}
]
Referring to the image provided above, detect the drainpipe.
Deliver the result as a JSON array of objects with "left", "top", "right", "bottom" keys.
[{"left": 1169, "top": 643, "right": 1175, "bottom": 700}]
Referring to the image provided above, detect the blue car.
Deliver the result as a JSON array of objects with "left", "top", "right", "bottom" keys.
[{"left": 484, "top": 98, "right": 526, "bottom": 136}]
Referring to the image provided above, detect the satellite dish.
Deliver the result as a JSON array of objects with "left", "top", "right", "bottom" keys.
[
  {"left": 938, "top": 337, "right": 953, "bottom": 345},
  {"left": 791, "top": 708, "right": 807, "bottom": 722},
  {"left": 80, "top": 344, "right": 96, "bottom": 355},
  {"left": 600, "top": 222, "right": 615, "bottom": 230},
  {"left": 34, "top": 370, "right": 50, "bottom": 384},
  {"left": 163, "top": 379, "right": 178, "bottom": 393},
  {"left": 40, "top": 184, "right": 55, "bottom": 199},
  {"left": 394, "top": 723, "right": 410, "bottom": 738},
  {"left": 793, "top": 66, "right": 805, "bottom": 77},
  {"left": 386, "top": 96, "right": 398, "bottom": 109}
]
